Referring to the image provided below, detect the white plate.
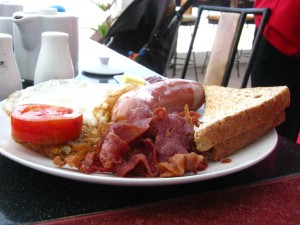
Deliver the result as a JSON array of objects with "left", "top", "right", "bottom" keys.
[
  {"left": 0, "top": 101, "right": 278, "bottom": 186},
  {"left": 113, "top": 75, "right": 124, "bottom": 84}
]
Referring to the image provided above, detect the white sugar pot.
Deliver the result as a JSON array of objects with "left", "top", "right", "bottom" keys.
[{"left": 12, "top": 8, "right": 78, "bottom": 82}]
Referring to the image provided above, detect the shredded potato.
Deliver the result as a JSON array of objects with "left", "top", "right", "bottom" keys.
[
  {"left": 52, "top": 84, "right": 139, "bottom": 169},
  {"left": 93, "top": 83, "right": 138, "bottom": 122}
]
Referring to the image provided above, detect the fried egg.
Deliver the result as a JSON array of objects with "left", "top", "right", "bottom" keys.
[{"left": 3, "top": 79, "right": 122, "bottom": 126}]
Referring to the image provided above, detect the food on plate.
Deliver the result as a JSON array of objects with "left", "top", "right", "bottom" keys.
[
  {"left": 64, "top": 78, "right": 207, "bottom": 177},
  {"left": 11, "top": 104, "right": 83, "bottom": 145},
  {"left": 3, "top": 79, "right": 123, "bottom": 126},
  {"left": 93, "top": 83, "right": 139, "bottom": 123},
  {"left": 210, "top": 112, "right": 284, "bottom": 161},
  {"left": 194, "top": 85, "right": 290, "bottom": 161},
  {"left": 3, "top": 79, "right": 127, "bottom": 158},
  {"left": 122, "top": 73, "right": 148, "bottom": 85},
  {"left": 4, "top": 78, "right": 207, "bottom": 177},
  {"left": 2, "top": 78, "right": 290, "bottom": 178},
  {"left": 111, "top": 78, "right": 205, "bottom": 122},
  {"left": 86, "top": 106, "right": 207, "bottom": 177}
]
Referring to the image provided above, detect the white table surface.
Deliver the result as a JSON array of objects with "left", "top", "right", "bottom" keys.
[{"left": 76, "top": 37, "right": 160, "bottom": 83}]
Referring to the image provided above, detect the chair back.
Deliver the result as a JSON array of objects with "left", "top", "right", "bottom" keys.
[
  {"left": 181, "top": 5, "right": 270, "bottom": 88},
  {"left": 203, "top": 12, "right": 240, "bottom": 85}
]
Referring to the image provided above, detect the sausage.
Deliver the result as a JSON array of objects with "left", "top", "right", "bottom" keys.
[{"left": 111, "top": 79, "right": 205, "bottom": 121}]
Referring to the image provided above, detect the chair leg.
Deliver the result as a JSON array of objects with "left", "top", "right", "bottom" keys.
[
  {"left": 236, "top": 50, "right": 240, "bottom": 77},
  {"left": 172, "top": 42, "right": 178, "bottom": 78},
  {"left": 201, "top": 51, "right": 210, "bottom": 74},
  {"left": 192, "top": 49, "right": 198, "bottom": 81},
  {"left": 188, "top": 25, "right": 198, "bottom": 81},
  {"left": 174, "top": 24, "right": 198, "bottom": 80}
]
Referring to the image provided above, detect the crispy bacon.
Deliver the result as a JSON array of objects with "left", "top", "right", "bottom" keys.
[
  {"left": 157, "top": 152, "right": 207, "bottom": 178},
  {"left": 150, "top": 107, "right": 195, "bottom": 162},
  {"left": 100, "top": 133, "right": 131, "bottom": 169},
  {"left": 178, "top": 104, "right": 202, "bottom": 127},
  {"left": 111, "top": 107, "right": 153, "bottom": 143},
  {"left": 68, "top": 105, "right": 206, "bottom": 177},
  {"left": 92, "top": 106, "right": 206, "bottom": 177},
  {"left": 115, "top": 138, "right": 158, "bottom": 177}
]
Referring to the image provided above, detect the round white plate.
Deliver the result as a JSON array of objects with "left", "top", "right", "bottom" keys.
[{"left": 0, "top": 101, "right": 278, "bottom": 186}]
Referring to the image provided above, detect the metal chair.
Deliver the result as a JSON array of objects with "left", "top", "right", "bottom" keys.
[
  {"left": 171, "top": 13, "right": 198, "bottom": 80},
  {"left": 202, "top": 12, "right": 255, "bottom": 77},
  {"left": 181, "top": 5, "right": 270, "bottom": 88}
]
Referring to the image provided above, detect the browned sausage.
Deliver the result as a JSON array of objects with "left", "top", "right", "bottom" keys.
[{"left": 111, "top": 79, "right": 205, "bottom": 121}]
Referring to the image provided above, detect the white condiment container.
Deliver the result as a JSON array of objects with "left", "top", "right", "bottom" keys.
[
  {"left": 13, "top": 9, "right": 78, "bottom": 82},
  {"left": 34, "top": 31, "right": 74, "bottom": 85},
  {"left": 0, "top": 33, "right": 22, "bottom": 100}
]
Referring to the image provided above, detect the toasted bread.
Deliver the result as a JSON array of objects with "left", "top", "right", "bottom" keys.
[
  {"left": 194, "top": 85, "right": 290, "bottom": 152},
  {"left": 209, "top": 110, "right": 285, "bottom": 161}
]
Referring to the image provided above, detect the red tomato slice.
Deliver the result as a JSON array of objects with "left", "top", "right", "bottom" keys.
[{"left": 11, "top": 104, "right": 83, "bottom": 145}]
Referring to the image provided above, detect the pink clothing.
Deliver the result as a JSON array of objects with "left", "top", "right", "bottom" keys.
[{"left": 254, "top": 0, "right": 300, "bottom": 58}]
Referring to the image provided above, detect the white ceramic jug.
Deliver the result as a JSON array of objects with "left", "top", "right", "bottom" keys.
[
  {"left": 12, "top": 8, "right": 78, "bottom": 82},
  {"left": 34, "top": 31, "right": 74, "bottom": 85},
  {"left": 0, "top": 33, "right": 22, "bottom": 101}
]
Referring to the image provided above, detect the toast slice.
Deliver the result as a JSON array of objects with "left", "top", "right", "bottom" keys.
[
  {"left": 209, "top": 110, "right": 285, "bottom": 161},
  {"left": 194, "top": 85, "right": 290, "bottom": 152}
]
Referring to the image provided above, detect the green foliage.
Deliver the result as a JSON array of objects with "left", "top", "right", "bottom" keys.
[
  {"left": 91, "top": 0, "right": 116, "bottom": 38},
  {"left": 98, "top": 23, "right": 108, "bottom": 37},
  {"left": 92, "top": 1, "right": 110, "bottom": 11}
]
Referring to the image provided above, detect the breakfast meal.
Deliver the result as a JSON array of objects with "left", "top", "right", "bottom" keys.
[{"left": 2, "top": 77, "right": 290, "bottom": 178}]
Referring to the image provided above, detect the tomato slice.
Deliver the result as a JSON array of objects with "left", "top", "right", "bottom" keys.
[{"left": 11, "top": 104, "right": 83, "bottom": 145}]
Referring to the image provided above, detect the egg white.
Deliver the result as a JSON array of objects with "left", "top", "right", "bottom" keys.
[{"left": 3, "top": 79, "right": 122, "bottom": 126}]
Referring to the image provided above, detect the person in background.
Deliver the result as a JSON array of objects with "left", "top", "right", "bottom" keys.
[
  {"left": 110, "top": 0, "right": 133, "bottom": 20},
  {"left": 252, "top": 0, "right": 300, "bottom": 142}
]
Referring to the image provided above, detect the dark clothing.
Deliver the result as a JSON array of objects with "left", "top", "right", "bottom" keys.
[
  {"left": 251, "top": 37, "right": 300, "bottom": 141},
  {"left": 104, "top": 0, "right": 176, "bottom": 56}
]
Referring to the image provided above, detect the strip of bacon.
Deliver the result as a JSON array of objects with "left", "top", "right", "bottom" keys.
[{"left": 157, "top": 152, "right": 207, "bottom": 178}]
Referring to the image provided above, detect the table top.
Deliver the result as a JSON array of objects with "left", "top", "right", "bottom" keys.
[
  {"left": 1, "top": 39, "right": 300, "bottom": 225},
  {"left": 76, "top": 38, "right": 160, "bottom": 84},
  {"left": 0, "top": 136, "right": 299, "bottom": 224}
]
